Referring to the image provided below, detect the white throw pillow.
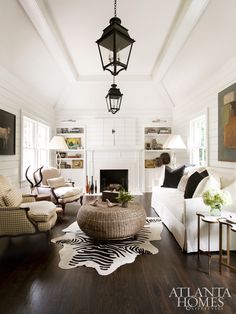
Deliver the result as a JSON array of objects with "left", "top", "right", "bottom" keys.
[
  {"left": 221, "top": 180, "right": 236, "bottom": 212},
  {"left": 47, "top": 176, "right": 66, "bottom": 188},
  {"left": 184, "top": 166, "right": 206, "bottom": 177},
  {"left": 3, "top": 188, "right": 23, "bottom": 207},
  {"left": 177, "top": 174, "right": 188, "bottom": 192},
  {"left": 193, "top": 175, "right": 221, "bottom": 198},
  {"left": 158, "top": 165, "right": 166, "bottom": 186}
]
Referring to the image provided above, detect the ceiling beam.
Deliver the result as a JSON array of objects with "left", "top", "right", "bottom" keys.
[
  {"left": 18, "top": 0, "right": 79, "bottom": 82},
  {"left": 151, "top": 0, "right": 210, "bottom": 82}
]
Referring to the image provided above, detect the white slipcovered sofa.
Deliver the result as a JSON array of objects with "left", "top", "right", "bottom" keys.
[{"left": 151, "top": 167, "right": 236, "bottom": 253}]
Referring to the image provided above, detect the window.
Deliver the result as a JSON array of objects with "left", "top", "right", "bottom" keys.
[
  {"left": 22, "top": 116, "right": 50, "bottom": 179},
  {"left": 189, "top": 114, "right": 207, "bottom": 166}
]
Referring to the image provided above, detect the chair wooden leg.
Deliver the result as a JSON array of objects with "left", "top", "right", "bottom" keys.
[
  {"left": 62, "top": 203, "right": 66, "bottom": 214},
  {"left": 80, "top": 196, "right": 83, "bottom": 205}
]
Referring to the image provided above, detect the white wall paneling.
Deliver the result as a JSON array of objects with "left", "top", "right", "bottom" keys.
[
  {"left": 0, "top": 66, "right": 55, "bottom": 187},
  {"left": 172, "top": 56, "right": 236, "bottom": 171}
]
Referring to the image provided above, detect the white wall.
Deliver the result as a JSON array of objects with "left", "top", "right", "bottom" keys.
[
  {"left": 55, "top": 110, "right": 172, "bottom": 193},
  {"left": 0, "top": 66, "right": 55, "bottom": 186},
  {"left": 172, "top": 56, "right": 236, "bottom": 171}
]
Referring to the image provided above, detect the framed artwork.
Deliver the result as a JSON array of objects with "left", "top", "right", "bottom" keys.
[
  {"left": 72, "top": 160, "right": 83, "bottom": 169},
  {"left": 0, "top": 109, "right": 16, "bottom": 155},
  {"left": 218, "top": 83, "right": 236, "bottom": 161},
  {"left": 65, "top": 137, "right": 81, "bottom": 149},
  {"left": 145, "top": 159, "right": 155, "bottom": 168}
]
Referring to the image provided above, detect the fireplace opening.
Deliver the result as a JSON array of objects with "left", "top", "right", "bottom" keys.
[{"left": 100, "top": 169, "right": 128, "bottom": 192}]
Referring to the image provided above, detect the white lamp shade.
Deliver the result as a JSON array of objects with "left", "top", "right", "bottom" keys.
[
  {"left": 163, "top": 135, "right": 186, "bottom": 149},
  {"left": 48, "top": 136, "right": 68, "bottom": 150}
]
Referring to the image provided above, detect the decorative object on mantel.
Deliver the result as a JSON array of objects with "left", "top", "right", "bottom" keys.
[
  {"left": 106, "top": 199, "right": 119, "bottom": 207},
  {"left": 90, "top": 176, "right": 94, "bottom": 194},
  {"left": 218, "top": 82, "right": 236, "bottom": 161},
  {"left": 52, "top": 217, "right": 162, "bottom": 276},
  {"left": 202, "top": 189, "right": 232, "bottom": 216},
  {"left": 94, "top": 179, "right": 97, "bottom": 194},
  {"left": 115, "top": 190, "right": 134, "bottom": 208},
  {"left": 89, "top": 199, "right": 99, "bottom": 207},
  {"left": 106, "top": 76, "right": 123, "bottom": 114},
  {"left": 86, "top": 175, "right": 89, "bottom": 193},
  {"left": 96, "top": 0, "right": 135, "bottom": 76}
]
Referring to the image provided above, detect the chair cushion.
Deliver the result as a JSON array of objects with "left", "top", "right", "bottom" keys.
[
  {"left": 54, "top": 186, "right": 83, "bottom": 199},
  {"left": 47, "top": 176, "right": 66, "bottom": 188},
  {"left": 37, "top": 213, "right": 57, "bottom": 231},
  {"left": 58, "top": 194, "right": 82, "bottom": 204},
  {"left": 0, "top": 175, "right": 13, "bottom": 207},
  {"left": 21, "top": 201, "right": 56, "bottom": 222},
  {"left": 3, "top": 189, "right": 23, "bottom": 207},
  {"left": 41, "top": 167, "right": 60, "bottom": 185}
]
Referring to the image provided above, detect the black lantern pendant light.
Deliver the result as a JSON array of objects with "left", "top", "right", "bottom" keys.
[
  {"left": 96, "top": 0, "right": 135, "bottom": 76},
  {"left": 106, "top": 76, "right": 123, "bottom": 114}
]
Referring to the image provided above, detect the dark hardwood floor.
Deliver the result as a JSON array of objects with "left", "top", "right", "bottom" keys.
[{"left": 0, "top": 194, "right": 236, "bottom": 314}]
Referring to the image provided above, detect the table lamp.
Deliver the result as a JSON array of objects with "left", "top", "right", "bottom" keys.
[
  {"left": 163, "top": 134, "right": 186, "bottom": 168},
  {"left": 48, "top": 136, "right": 68, "bottom": 169}
]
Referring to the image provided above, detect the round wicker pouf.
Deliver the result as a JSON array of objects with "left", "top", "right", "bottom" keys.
[{"left": 77, "top": 202, "right": 146, "bottom": 240}]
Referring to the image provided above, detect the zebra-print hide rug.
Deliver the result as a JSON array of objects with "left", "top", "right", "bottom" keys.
[{"left": 51, "top": 217, "right": 163, "bottom": 276}]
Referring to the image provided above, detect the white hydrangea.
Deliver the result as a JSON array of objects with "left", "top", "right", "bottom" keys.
[{"left": 202, "top": 189, "right": 232, "bottom": 208}]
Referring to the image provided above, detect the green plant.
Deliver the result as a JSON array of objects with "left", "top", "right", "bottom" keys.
[
  {"left": 202, "top": 189, "right": 231, "bottom": 210},
  {"left": 116, "top": 190, "right": 134, "bottom": 203}
]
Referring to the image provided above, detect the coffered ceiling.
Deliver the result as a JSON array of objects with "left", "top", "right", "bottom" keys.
[{"left": 18, "top": 0, "right": 209, "bottom": 82}]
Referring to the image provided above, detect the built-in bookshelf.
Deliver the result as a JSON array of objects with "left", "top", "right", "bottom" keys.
[
  {"left": 144, "top": 126, "right": 172, "bottom": 191},
  {"left": 56, "top": 125, "right": 86, "bottom": 189}
]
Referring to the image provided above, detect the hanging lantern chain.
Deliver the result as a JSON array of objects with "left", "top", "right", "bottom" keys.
[{"left": 114, "top": 0, "right": 117, "bottom": 17}]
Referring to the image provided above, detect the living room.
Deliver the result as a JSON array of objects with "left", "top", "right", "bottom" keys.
[{"left": 0, "top": 0, "right": 236, "bottom": 313}]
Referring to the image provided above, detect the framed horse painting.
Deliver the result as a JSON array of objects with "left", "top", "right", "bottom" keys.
[{"left": 0, "top": 109, "right": 16, "bottom": 155}]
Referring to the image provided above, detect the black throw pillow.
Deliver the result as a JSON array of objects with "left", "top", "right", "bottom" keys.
[
  {"left": 200, "top": 169, "right": 209, "bottom": 178},
  {"left": 162, "top": 165, "right": 185, "bottom": 188},
  {"left": 184, "top": 170, "right": 209, "bottom": 199}
]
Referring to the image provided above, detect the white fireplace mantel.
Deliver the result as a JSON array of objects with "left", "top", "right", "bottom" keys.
[{"left": 86, "top": 147, "right": 144, "bottom": 194}]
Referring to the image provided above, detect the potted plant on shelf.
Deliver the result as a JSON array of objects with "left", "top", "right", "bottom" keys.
[
  {"left": 116, "top": 190, "right": 134, "bottom": 208},
  {"left": 202, "top": 189, "right": 231, "bottom": 216}
]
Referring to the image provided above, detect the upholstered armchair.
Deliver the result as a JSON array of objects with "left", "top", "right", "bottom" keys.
[
  {"left": 35, "top": 167, "right": 83, "bottom": 213},
  {"left": 0, "top": 175, "right": 57, "bottom": 237}
]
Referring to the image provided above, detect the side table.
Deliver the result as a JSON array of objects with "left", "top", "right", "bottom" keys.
[
  {"left": 196, "top": 212, "right": 220, "bottom": 274},
  {"left": 219, "top": 218, "right": 236, "bottom": 273}
]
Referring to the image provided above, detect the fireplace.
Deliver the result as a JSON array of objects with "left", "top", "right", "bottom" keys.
[{"left": 100, "top": 169, "right": 128, "bottom": 192}]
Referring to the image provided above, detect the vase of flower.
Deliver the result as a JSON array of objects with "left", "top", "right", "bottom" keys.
[
  {"left": 210, "top": 205, "right": 221, "bottom": 216},
  {"left": 202, "top": 189, "right": 231, "bottom": 217}
]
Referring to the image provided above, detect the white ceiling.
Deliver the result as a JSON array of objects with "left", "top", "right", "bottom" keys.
[
  {"left": 0, "top": 0, "right": 235, "bottom": 111},
  {"left": 45, "top": 0, "right": 181, "bottom": 77}
]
